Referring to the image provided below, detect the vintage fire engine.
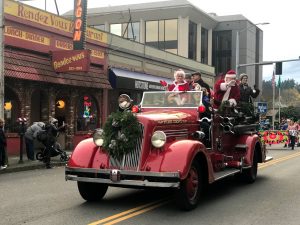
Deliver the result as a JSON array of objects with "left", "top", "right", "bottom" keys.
[{"left": 65, "top": 91, "right": 272, "bottom": 210}]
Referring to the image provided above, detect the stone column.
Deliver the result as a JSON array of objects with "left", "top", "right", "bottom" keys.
[{"left": 65, "top": 92, "right": 78, "bottom": 150}]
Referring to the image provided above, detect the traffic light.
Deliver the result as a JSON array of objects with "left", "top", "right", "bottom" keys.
[{"left": 275, "top": 62, "right": 282, "bottom": 75}]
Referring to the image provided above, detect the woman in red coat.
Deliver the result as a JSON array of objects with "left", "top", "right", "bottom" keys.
[{"left": 167, "top": 69, "right": 190, "bottom": 105}]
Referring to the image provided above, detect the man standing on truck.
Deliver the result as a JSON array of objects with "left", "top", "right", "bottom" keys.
[
  {"left": 192, "top": 71, "right": 211, "bottom": 98},
  {"left": 238, "top": 73, "right": 260, "bottom": 116}
]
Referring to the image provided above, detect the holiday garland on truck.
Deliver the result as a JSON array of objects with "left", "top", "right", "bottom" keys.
[{"left": 102, "top": 111, "right": 141, "bottom": 160}]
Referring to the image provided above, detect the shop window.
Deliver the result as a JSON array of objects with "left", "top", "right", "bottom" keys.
[
  {"left": 76, "top": 95, "right": 98, "bottom": 131},
  {"left": 4, "top": 87, "right": 20, "bottom": 133}
]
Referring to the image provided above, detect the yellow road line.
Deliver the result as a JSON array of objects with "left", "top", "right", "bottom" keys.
[
  {"left": 89, "top": 151, "right": 300, "bottom": 225},
  {"left": 88, "top": 199, "right": 169, "bottom": 225},
  {"left": 259, "top": 151, "right": 300, "bottom": 169},
  {"left": 103, "top": 200, "right": 170, "bottom": 225}
]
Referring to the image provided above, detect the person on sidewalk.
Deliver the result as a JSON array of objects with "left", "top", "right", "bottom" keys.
[
  {"left": 0, "top": 118, "right": 8, "bottom": 170},
  {"left": 287, "top": 119, "right": 298, "bottom": 150},
  {"left": 43, "top": 117, "right": 66, "bottom": 169},
  {"left": 24, "top": 122, "right": 45, "bottom": 161}
]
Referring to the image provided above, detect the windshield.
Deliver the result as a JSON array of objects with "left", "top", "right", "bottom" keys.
[{"left": 141, "top": 91, "right": 203, "bottom": 108}]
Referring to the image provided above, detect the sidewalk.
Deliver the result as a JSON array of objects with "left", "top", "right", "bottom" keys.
[{"left": 0, "top": 152, "right": 71, "bottom": 174}]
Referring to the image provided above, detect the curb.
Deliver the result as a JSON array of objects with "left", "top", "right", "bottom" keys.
[{"left": 0, "top": 161, "right": 67, "bottom": 174}]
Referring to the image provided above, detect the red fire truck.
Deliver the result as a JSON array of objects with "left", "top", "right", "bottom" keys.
[{"left": 65, "top": 91, "right": 272, "bottom": 210}]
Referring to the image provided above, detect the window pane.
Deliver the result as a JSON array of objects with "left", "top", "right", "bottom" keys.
[
  {"left": 165, "top": 19, "right": 177, "bottom": 41},
  {"left": 165, "top": 19, "right": 178, "bottom": 54},
  {"left": 77, "top": 95, "right": 98, "bottom": 131},
  {"left": 189, "top": 21, "right": 197, "bottom": 60},
  {"left": 92, "top": 24, "right": 105, "bottom": 31},
  {"left": 201, "top": 27, "right": 208, "bottom": 64},
  {"left": 127, "top": 22, "right": 140, "bottom": 42},
  {"left": 212, "top": 30, "right": 232, "bottom": 74},
  {"left": 146, "top": 21, "right": 158, "bottom": 48},
  {"left": 110, "top": 24, "right": 122, "bottom": 36}
]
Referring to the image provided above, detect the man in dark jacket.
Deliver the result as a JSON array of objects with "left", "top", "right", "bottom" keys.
[
  {"left": 192, "top": 72, "right": 211, "bottom": 98},
  {"left": 239, "top": 73, "right": 260, "bottom": 103},
  {"left": 0, "top": 118, "right": 7, "bottom": 170},
  {"left": 43, "top": 117, "right": 66, "bottom": 169},
  {"left": 239, "top": 73, "right": 260, "bottom": 116}
]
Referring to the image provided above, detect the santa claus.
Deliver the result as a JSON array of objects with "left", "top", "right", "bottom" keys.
[{"left": 213, "top": 70, "right": 240, "bottom": 109}]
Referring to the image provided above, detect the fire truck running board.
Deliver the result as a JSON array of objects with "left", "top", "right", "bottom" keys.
[{"left": 214, "top": 168, "right": 240, "bottom": 181}]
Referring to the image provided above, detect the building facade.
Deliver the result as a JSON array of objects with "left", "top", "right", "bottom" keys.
[
  {"left": 64, "top": 0, "right": 264, "bottom": 88},
  {"left": 4, "top": 0, "right": 110, "bottom": 153},
  {"left": 3, "top": 0, "right": 214, "bottom": 155}
]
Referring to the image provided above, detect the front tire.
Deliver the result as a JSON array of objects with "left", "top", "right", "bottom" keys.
[
  {"left": 176, "top": 160, "right": 202, "bottom": 210},
  {"left": 77, "top": 182, "right": 108, "bottom": 201}
]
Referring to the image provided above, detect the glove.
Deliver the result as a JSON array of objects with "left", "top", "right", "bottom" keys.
[
  {"left": 193, "top": 83, "right": 201, "bottom": 91},
  {"left": 160, "top": 80, "right": 168, "bottom": 87},
  {"left": 228, "top": 80, "right": 236, "bottom": 86},
  {"left": 228, "top": 98, "right": 237, "bottom": 107}
]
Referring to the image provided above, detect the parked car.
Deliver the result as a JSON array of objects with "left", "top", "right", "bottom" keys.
[{"left": 65, "top": 91, "right": 272, "bottom": 210}]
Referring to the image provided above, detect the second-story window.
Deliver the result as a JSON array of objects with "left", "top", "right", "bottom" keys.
[
  {"left": 110, "top": 22, "right": 140, "bottom": 42},
  {"left": 201, "top": 27, "right": 208, "bottom": 64},
  {"left": 145, "top": 19, "right": 178, "bottom": 54}
]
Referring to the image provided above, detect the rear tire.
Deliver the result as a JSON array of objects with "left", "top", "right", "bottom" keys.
[
  {"left": 240, "top": 150, "right": 258, "bottom": 183},
  {"left": 176, "top": 160, "right": 202, "bottom": 210},
  {"left": 77, "top": 182, "right": 108, "bottom": 201}
]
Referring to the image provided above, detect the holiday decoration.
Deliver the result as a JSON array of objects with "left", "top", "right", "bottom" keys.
[
  {"left": 102, "top": 111, "right": 141, "bottom": 160},
  {"left": 259, "top": 130, "right": 289, "bottom": 144}
]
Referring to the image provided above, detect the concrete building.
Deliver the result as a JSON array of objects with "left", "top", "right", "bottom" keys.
[{"left": 64, "top": 0, "right": 264, "bottom": 88}]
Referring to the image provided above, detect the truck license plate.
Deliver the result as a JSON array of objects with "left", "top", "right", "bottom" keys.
[{"left": 110, "top": 169, "right": 121, "bottom": 182}]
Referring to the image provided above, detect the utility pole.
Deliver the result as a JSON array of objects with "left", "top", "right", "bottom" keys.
[{"left": 0, "top": 0, "right": 4, "bottom": 119}]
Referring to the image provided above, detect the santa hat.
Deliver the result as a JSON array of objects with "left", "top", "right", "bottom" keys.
[{"left": 225, "top": 70, "right": 237, "bottom": 79}]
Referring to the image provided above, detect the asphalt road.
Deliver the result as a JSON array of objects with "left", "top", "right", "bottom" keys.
[{"left": 1, "top": 148, "right": 300, "bottom": 225}]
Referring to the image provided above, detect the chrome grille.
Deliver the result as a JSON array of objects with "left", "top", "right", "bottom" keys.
[
  {"left": 164, "top": 129, "right": 188, "bottom": 138},
  {"left": 109, "top": 123, "right": 144, "bottom": 170}
]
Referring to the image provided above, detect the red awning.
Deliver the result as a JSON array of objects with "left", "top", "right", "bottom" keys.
[{"left": 4, "top": 49, "right": 111, "bottom": 89}]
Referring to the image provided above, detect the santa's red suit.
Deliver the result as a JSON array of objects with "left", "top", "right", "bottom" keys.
[
  {"left": 213, "top": 70, "right": 240, "bottom": 108},
  {"left": 168, "top": 81, "right": 190, "bottom": 91}
]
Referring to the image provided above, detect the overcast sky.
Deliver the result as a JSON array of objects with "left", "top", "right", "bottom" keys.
[{"left": 23, "top": 0, "right": 300, "bottom": 83}]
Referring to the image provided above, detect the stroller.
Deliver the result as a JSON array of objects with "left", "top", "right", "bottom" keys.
[{"left": 35, "top": 130, "right": 69, "bottom": 162}]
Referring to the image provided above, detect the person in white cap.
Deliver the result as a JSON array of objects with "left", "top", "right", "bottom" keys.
[
  {"left": 213, "top": 70, "right": 240, "bottom": 109},
  {"left": 43, "top": 117, "right": 66, "bottom": 168}
]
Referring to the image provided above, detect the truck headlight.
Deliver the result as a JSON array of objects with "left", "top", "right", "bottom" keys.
[
  {"left": 151, "top": 131, "right": 166, "bottom": 148},
  {"left": 93, "top": 129, "right": 104, "bottom": 147}
]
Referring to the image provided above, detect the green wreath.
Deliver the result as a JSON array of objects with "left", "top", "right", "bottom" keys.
[{"left": 102, "top": 111, "right": 141, "bottom": 160}]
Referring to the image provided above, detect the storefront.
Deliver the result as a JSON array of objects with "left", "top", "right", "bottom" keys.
[
  {"left": 108, "top": 68, "right": 173, "bottom": 113},
  {"left": 3, "top": 0, "right": 110, "bottom": 154}
]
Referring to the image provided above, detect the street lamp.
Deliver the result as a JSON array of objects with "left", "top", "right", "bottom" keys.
[{"left": 235, "top": 22, "right": 270, "bottom": 77}]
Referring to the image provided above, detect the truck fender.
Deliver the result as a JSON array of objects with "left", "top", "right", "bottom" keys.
[
  {"left": 243, "top": 134, "right": 262, "bottom": 165},
  {"left": 148, "top": 140, "right": 211, "bottom": 180},
  {"left": 68, "top": 138, "right": 107, "bottom": 168}
]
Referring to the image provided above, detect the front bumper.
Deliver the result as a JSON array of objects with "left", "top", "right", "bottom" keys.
[{"left": 65, "top": 167, "right": 180, "bottom": 188}]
